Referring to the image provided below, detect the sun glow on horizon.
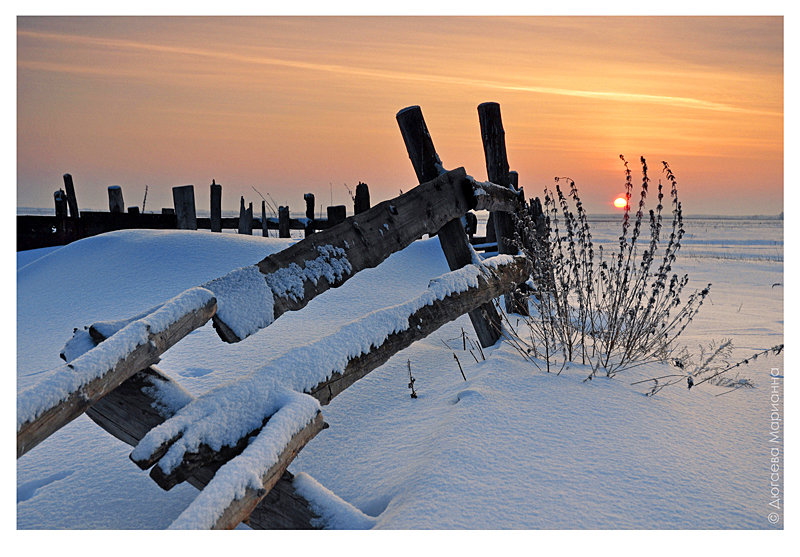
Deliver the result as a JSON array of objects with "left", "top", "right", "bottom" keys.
[{"left": 614, "top": 197, "right": 628, "bottom": 209}]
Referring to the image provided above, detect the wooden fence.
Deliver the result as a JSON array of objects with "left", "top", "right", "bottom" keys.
[
  {"left": 19, "top": 179, "right": 365, "bottom": 252},
  {"left": 19, "top": 173, "right": 494, "bottom": 254},
  {"left": 17, "top": 102, "right": 536, "bottom": 529}
]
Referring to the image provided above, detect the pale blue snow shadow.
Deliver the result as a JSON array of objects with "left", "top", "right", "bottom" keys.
[
  {"left": 179, "top": 367, "right": 215, "bottom": 378},
  {"left": 18, "top": 470, "right": 75, "bottom": 503}
]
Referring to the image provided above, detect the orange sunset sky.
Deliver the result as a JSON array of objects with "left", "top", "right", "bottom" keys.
[{"left": 17, "top": 16, "right": 784, "bottom": 216}]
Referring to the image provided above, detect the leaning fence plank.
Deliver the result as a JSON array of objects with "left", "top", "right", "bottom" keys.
[
  {"left": 204, "top": 167, "right": 520, "bottom": 343},
  {"left": 244, "top": 473, "right": 319, "bottom": 529},
  {"left": 204, "top": 412, "right": 324, "bottom": 530},
  {"left": 309, "top": 255, "right": 532, "bottom": 404},
  {"left": 86, "top": 366, "right": 187, "bottom": 447},
  {"left": 126, "top": 255, "right": 527, "bottom": 528},
  {"left": 17, "top": 289, "right": 217, "bottom": 458},
  {"left": 63, "top": 173, "right": 80, "bottom": 219}
]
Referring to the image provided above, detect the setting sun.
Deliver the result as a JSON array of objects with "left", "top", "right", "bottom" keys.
[{"left": 614, "top": 197, "right": 628, "bottom": 209}]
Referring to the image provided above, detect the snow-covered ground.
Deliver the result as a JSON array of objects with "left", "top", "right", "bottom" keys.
[{"left": 15, "top": 218, "right": 784, "bottom": 535}]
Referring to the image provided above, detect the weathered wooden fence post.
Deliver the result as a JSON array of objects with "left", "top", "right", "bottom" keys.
[
  {"left": 396, "top": 105, "right": 501, "bottom": 348},
  {"left": 63, "top": 173, "right": 79, "bottom": 219},
  {"left": 172, "top": 185, "right": 197, "bottom": 230},
  {"left": 304, "top": 193, "right": 315, "bottom": 237},
  {"left": 108, "top": 186, "right": 125, "bottom": 213},
  {"left": 238, "top": 198, "right": 254, "bottom": 234},
  {"left": 210, "top": 180, "right": 222, "bottom": 233},
  {"left": 478, "top": 102, "right": 524, "bottom": 314},
  {"left": 238, "top": 197, "right": 247, "bottom": 234},
  {"left": 327, "top": 205, "right": 346, "bottom": 226},
  {"left": 262, "top": 201, "right": 268, "bottom": 238},
  {"left": 54, "top": 189, "right": 67, "bottom": 219},
  {"left": 128, "top": 206, "right": 140, "bottom": 215},
  {"left": 354, "top": 182, "right": 370, "bottom": 214},
  {"left": 278, "top": 206, "right": 290, "bottom": 238}
]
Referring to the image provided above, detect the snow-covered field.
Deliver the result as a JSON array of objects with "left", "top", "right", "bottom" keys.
[{"left": 16, "top": 217, "right": 784, "bottom": 534}]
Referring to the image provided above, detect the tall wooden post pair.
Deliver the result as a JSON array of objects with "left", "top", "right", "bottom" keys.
[{"left": 396, "top": 106, "right": 503, "bottom": 348}]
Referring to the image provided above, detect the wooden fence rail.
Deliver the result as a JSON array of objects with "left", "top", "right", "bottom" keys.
[
  {"left": 204, "top": 167, "right": 520, "bottom": 343},
  {"left": 17, "top": 290, "right": 217, "bottom": 458}
]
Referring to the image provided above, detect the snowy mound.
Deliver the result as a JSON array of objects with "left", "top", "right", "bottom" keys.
[{"left": 17, "top": 227, "right": 783, "bottom": 529}]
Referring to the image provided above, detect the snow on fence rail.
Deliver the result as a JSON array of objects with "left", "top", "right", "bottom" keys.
[
  {"left": 17, "top": 288, "right": 217, "bottom": 458},
  {"left": 17, "top": 102, "right": 538, "bottom": 529}
]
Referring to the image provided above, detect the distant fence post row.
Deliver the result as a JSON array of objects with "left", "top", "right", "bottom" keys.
[{"left": 18, "top": 176, "right": 438, "bottom": 251}]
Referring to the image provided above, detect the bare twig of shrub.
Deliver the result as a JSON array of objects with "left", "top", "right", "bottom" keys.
[
  {"left": 407, "top": 359, "right": 417, "bottom": 398},
  {"left": 631, "top": 343, "right": 782, "bottom": 396}
]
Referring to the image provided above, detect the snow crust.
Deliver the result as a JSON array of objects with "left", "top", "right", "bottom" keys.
[
  {"left": 59, "top": 328, "right": 97, "bottom": 363},
  {"left": 17, "top": 287, "right": 214, "bottom": 429},
  {"left": 16, "top": 226, "right": 784, "bottom": 531},
  {"left": 203, "top": 265, "right": 275, "bottom": 340},
  {"left": 90, "top": 303, "right": 166, "bottom": 340},
  {"left": 292, "top": 472, "right": 377, "bottom": 529},
  {"left": 143, "top": 374, "right": 196, "bottom": 418},
  {"left": 264, "top": 244, "right": 352, "bottom": 301},
  {"left": 200, "top": 245, "right": 351, "bottom": 340}
]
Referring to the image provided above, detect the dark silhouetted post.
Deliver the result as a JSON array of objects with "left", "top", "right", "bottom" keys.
[
  {"left": 54, "top": 189, "right": 67, "bottom": 219},
  {"left": 210, "top": 180, "right": 222, "bottom": 233},
  {"left": 327, "top": 205, "right": 346, "bottom": 226},
  {"left": 238, "top": 197, "right": 247, "bottom": 234},
  {"left": 304, "top": 193, "right": 315, "bottom": 237},
  {"left": 396, "top": 105, "right": 501, "bottom": 348},
  {"left": 278, "top": 206, "right": 290, "bottom": 238},
  {"left": 478, "top": 102, "right": 524, "bottom": 314},
  {"left": 108, "top": 186, "right": 124, "bottom": 213},
  {"left": 262, "top": 201, "right": 268, "bottom": 238},
  {"left": 63, "top": 174, "right": 79, "bottom": 219},
  {"left": 354, "top": 182, "right": 370, "bottom": 214},
  {"left": 172, "top": 185, "right": 197, "bottom": 230}
]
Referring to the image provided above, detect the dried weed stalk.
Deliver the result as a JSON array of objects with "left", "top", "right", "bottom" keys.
[{"left": 509, "top": 157, "right": 711, "bottom": 379}]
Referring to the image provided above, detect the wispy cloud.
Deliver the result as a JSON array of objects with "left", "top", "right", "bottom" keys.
[{"left": 19, "top": 30, "right": 780, "bottom": 117}]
